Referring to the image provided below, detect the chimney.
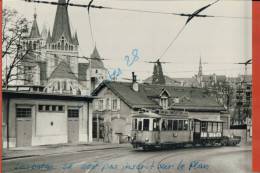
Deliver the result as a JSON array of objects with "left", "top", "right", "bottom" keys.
[
  {"left": 132, "top": 72, "right": 139, "bottom": 92},
  {"left": 132, "top": 72, "right": 137, "bottom": 83}
]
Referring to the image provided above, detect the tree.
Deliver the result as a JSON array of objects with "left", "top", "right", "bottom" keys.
[{"left": 2, "top": 8, "right": 34, "bottom": 88}]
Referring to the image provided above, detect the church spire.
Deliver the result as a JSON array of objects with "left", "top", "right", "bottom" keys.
[
  {"left": 198, "top": 57, "right": 203, "bottom": 77},
  {"left": 51, "top": 0, "right": 73, "bottom": 44},
  {"left": 29, "top": 8, "right": 41, "bottom": 38},
  {"left": 152, "top": 59, "right": 166, "bottom": 85}
]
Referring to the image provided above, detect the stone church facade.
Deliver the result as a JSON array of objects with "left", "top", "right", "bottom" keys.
[{"left": 19, "top": 0, "right": 107, "bottom": 95}]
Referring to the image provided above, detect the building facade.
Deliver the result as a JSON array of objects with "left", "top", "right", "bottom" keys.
[
  {"left": 92, "top": 77, "right": 227, "bottom": 144},
  {"left": 18, "top": 0, "right": 107, "bottom": 95},
  {"left": 2, "top": 90, "right": 94, "bottom": 148}
]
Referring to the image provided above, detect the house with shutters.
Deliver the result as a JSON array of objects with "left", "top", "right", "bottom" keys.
[
  {"left": 15, "top": 0, "right": 107, "bottom": 95},
  {"left": 91, "top": 73, "right": 229, "bottom": 144}
]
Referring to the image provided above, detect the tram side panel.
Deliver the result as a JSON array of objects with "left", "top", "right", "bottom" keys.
[{"left": 159, "top": 119, "right": 193, "bottom": 145}]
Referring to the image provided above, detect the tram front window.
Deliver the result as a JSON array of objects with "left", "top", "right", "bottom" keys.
[
  {"left": 143, "top": 119, "right": 149, "bottom": 131},
  {"left": 184, "top": 120, "right": 188, "bottom": 130},
  {"left": 153, "top": 119, "right": 159, "bottom": 131},
  {"left": 138, "top": 121, "right": 142, "bottom": 131},
  {"left": 173, "top": 120, "right": 178, "bottom": 130}
]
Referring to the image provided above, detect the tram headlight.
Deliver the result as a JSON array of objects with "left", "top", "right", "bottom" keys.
[{"left": 145, "top": 138, "right": 149, "bottom": 142}]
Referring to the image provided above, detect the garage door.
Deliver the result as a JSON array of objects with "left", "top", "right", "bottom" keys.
[
  {"left": 16, "top": 106, "right": 32, "bottom": 147},
  {"left": 68, "top": 108, "right": 79, "bottom": 143}
]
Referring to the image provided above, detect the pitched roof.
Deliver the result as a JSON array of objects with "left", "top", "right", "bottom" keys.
[
  {"left": 21, "top": 53, "right": 37, "bottom": 67},
  {"left": 29, "top": 14, "right": 41, "bottom": 38},
  {"left": 90, "top": 46, "right": 105, "bottom": 69},
  {"left": 49, "top": 61, "right": 77, "bottom": 80},
  {"left": 51, "top": 0, "right": 73, "bottom": 44},
  {"left": 92, "top": 81, "right": 225, "bottom": 111},
  {"left": 92, "top": 81, "right": 160, "bottom": 109}
]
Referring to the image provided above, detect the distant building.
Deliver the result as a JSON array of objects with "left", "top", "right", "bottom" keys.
[
  {"left": 17, "top": 0, "right": 107, "bottom": 95},
  {"left": 144, "top": 60, "right": 199, "bottom": 87},
  {"left": 91, "top": 74, "right": 227, "bottom": 144},
  {"left": 231, "top": 75, "right": 252, "bottom": 125},
  {"left": 2, "top": 90, "right": 94, "bottom": 148},
  {"left": 195, "top": 58, "right": 228, "bottom": 88}
]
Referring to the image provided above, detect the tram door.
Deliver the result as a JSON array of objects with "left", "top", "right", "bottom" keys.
[{"left": 189, "top": 119, "right": 194, "bottom": 141}]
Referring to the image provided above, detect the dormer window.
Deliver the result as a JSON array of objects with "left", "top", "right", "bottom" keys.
[
  {"left": 159, "top": 88, "right": 170, "bottom": 110},
  {"left": 160, "top": 97, "right": 168, "bottom": 110}
]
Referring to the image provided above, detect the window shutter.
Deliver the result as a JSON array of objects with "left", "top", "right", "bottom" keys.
[
  {"left": 107, "top": 98, "right": 111, "bottom": 110},
  {"left": 94, "top": 100, "right": 98, "bottom": 110},
  {"left": 102, "top": 99, "right": 105, "bottom": 111},
  {"left": 117, "top": 98, "right": 121, "bottom": 111}
]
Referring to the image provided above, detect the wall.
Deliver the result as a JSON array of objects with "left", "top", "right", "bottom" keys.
[
  {"left": 188, "top": 112, "right": 221, "bottom": 120},
  {"left": 93, "top": 87, "right": 132, "bottom": 144},
  {"left": 2, "top": 98, "right": 8, "bottom": 148},
  {"left": 4, "top": 98, "right": 91, "bottom": 148}
]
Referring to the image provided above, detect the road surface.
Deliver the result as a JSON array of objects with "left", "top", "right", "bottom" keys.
[{"left": 3, "top": 145, "right": 253, "bottom": 173}]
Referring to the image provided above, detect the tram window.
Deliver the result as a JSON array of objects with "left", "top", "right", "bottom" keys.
[
  {"left": 201, "top": 122, "right": 207, "bottom": 132},
  {"left": 217, "top": 123, "right": 222, "bottom": 132},
  {"left": 153, "top": 119, "right": 159, "bottom": 131},
  {"left": 132, "top": 119, "right": 137, "bottom": 130},
  {"left": 138, "top": 121, "right": 142, "bottom": 131},
  {"left": 178, "top": 120, "right": 184, "bottom": 130},
  {"left": 195, "top": 122, "right": 200, "bottom": 132},
  {"left": 184, "top": 120, "right": 188, "bottom": 130},
  {"left": 213, "top": 122, "right": 217, "bottom": 132},
  {"left": 168, "top": 120, "right": 173, "bottom": 130},
  {"left": 207, "top": 122, "right": 213, "bottom": 132},
  {"left": 189, "top": 121, "right": 194, "bottom": 131},
  {"left": 143, "top": 119, "right": 149, "bottom": 131},
  {"left": 162, "top": 119, "right": 167, "bottom": 131},
  {"left": 173, "top": 120, "right": 178, "bottom": 130}
]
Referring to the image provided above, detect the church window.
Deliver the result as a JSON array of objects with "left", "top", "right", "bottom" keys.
[
  {"left": 29, "top": 41, "right": 32, "bottom": 50},
  {"left": 65, "top": 43, "right": 68, "bottom": 51},
  {"left": 52, "top": 44, "right": 54, "bottom": 49},
  {"left": 58, "top": 42, "right": 60, "bottom": 50},
  {"left": 57, "top": 81, "right": 60, "bottom": 90},
  {"left": 71, "top": 46, "right": 73, "bottom": 51},
  {"left": 63, "top": 81, "right": 67, "bottom": 90},
  {"left": 61, "top": 37, "right": 64, "bottom": 50},
  {"left": 33, "top": 41, "right": 37, "bottom": 50}
]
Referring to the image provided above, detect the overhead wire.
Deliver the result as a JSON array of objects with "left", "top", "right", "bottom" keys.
[
  {"left": 158, "top": 0, "right": 220, "bottom": 61},
  {"left": 22, "top": 0, "right": 252, "bottom": 20}
]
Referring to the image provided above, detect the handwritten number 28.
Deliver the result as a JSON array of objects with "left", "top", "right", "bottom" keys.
[{"left": 124, "top": 49, "right": 139, "bottom": 67}]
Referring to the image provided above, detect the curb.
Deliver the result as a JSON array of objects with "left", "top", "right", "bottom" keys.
[{"left": 2, "top": 145, "right": 129, "bottom": 161}]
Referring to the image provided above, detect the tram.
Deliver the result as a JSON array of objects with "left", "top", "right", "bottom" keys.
[{"left": 131, "top": 110, "right": 240, "bottom": 150}]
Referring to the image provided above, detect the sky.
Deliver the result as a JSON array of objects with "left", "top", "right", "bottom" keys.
[{"left": 3, "top": 0, "right": 252, "bottom": 81}]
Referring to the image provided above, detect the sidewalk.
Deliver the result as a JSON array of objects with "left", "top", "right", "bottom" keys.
[{"left": 2, "top": 142, "right": 131, "bottom": 161}]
